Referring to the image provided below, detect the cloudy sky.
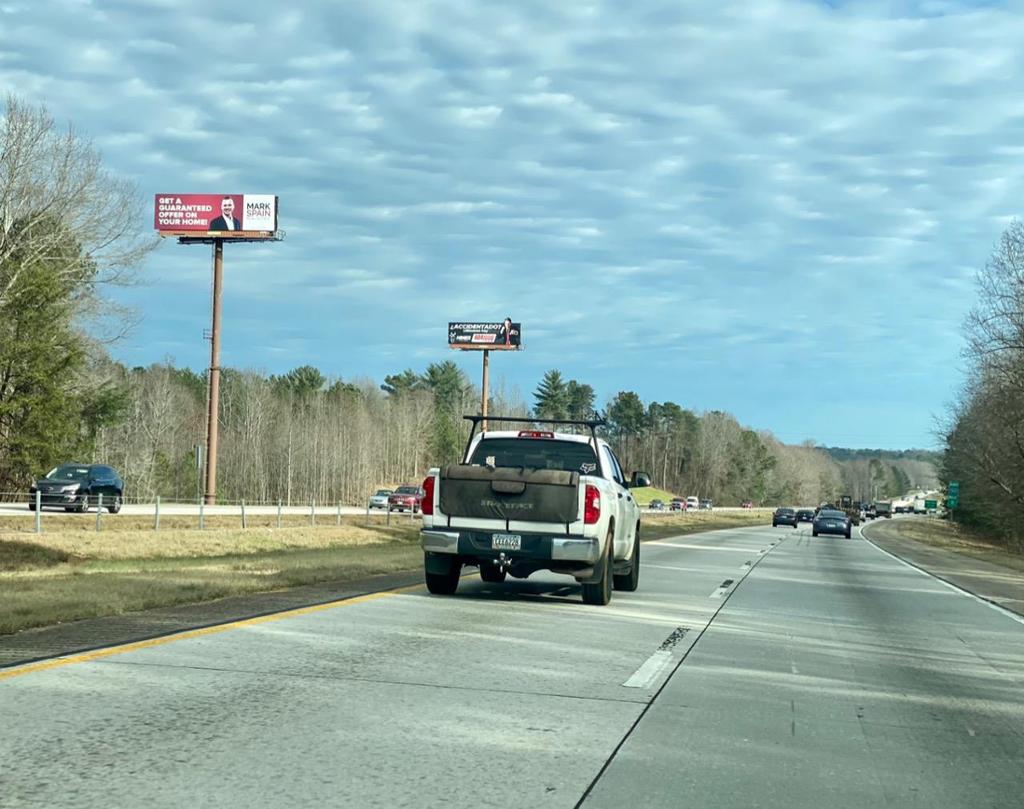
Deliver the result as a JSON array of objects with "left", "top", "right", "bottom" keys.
[{"left": 3, "top": 0, "right": 1021, "bottom": 449}]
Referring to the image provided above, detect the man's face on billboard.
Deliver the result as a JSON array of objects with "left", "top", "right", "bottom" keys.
[{"left": 221, "top": 199, "right": 234, "bottom": 218}]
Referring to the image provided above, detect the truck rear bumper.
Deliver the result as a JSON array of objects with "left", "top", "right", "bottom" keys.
[{"left": 420, "top": 529, "right": 600, "bottom": 563}]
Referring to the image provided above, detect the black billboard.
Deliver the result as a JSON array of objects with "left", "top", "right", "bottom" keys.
[{"left": 448, "top": 320, "right": 522, "bottom": 350}]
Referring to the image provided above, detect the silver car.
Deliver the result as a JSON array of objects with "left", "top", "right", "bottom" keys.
[{"left": 369, "top": 489, "right": 393, "bottom": 509}]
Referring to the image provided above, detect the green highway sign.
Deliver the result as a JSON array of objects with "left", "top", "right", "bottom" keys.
[{"left": 947, "top": 481, "right": 959, "bottom": 509}]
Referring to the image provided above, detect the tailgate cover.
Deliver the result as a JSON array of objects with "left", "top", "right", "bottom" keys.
[{"left": 439, "top": 465, "right": 580, "bottom": 523}]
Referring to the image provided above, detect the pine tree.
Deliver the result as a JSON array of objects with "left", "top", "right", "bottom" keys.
[
  {"left": 533, "top": 370, "right": 568, "bottom": 420},
  {"left": 566, "top": 380, "right": 596, "bottom": 421}
]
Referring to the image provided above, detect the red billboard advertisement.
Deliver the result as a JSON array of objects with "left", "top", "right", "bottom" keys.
[{"left": 154, "top": 194, "right": 278, "bottom": 236}]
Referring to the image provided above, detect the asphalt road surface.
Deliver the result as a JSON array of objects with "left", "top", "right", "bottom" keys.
[{"left": 2, "top": 523, "right": 1022, "bottom": 808}]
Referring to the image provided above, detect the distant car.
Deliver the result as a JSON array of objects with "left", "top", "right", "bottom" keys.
[
  {"left": 649, "top": 499, "right": 665, "bottom": 511},
  {"left": 741, "top": 500, "right": 754, "bottom": 509},
  {"left": 812, "top": 509, "right": 852, "bottom": 539},
  {"left": 699, "top": 499, "right": 713, "bottom": 510},
  {"left": 686, "top": 496, "right": 700, "bottom": 510},
  {"left": 772, "top": 507, "right": 797, "bottom": 527},
  {"left": 369, "top": 489, "right": 393, "bottom": 509},
  {"left": 669, "top": 497, "right": 686, "bottom": 511},
  {"left": 795, "top": 509, "right": 815, "bottom": 523},
  {"left": 28, "top": 463, "right": 124, "bottom": 513},
  {"left": 388, "top": 485, "right": 424, "bottom": 512},
  {"left": 864, "top": 505, "right": 877, "bottom": 519}
]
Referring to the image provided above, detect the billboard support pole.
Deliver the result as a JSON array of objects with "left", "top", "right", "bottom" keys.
[
  {"left": 204, "top": 238, "right": 224, "bottom": 505},
  {"left": 481, "top": 349, "right": 490, "bottom": 433}
]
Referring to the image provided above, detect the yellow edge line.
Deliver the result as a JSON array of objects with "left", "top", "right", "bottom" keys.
[{"left": 0, "top": 580, "right": 431, "bottom": 682}]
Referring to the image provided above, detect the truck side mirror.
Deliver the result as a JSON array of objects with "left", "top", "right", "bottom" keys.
[{"left": 630, "top": 472, "right": 651, "bottom": 489}]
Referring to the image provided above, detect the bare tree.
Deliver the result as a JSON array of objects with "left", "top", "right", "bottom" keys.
[{"left": 0, "top": 94, "right": 157, "bottom": 312}]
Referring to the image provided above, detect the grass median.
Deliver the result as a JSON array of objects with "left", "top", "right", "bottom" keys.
[
  {"left": 640, "top": 509, "right": 772, "bottom": 540},
  {"left": 0, "top": 510, "right": 772, "bottom": 637},
  {"left": 863, "top": 517, "right": 1024, "bottom": 574},
  {"left": 0, "top": 519, "right": 423, "bottom": 636}
]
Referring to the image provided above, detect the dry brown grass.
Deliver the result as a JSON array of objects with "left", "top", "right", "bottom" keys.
[
  {"left": 0, "top": 522, "right": 419, "bottom": 562},
  {"left": 865, "top": 517, "right": 1024, "bottom": 574},
  {"left": 641, "top": 510, "right": 771, "bottom": 540},
  {"left": 0, "top": 542, "right": 423, "bottom": 636},
  {"left": 0, "top": 512, "right": 408, "bottom": 534}
]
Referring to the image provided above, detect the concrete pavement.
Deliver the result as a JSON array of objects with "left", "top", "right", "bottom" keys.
[{"left": 2, "top": 523, "right": 1022, "bottom": 808}]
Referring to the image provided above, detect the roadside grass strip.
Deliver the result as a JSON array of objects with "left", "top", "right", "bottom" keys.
[{"left": 0, "top": 525, "right": 422, "bottom": 635}]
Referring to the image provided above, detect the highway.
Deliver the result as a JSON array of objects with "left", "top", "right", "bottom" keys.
[{"left": 2, "top": 523, "right": 1022, "bottom": 808}]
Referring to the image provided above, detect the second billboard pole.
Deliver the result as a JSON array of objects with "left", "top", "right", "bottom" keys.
[
  {"left": 481, "top": 349, "right": 490, "bottom": 432},
  {"left": 205, "top": 238, "right": 224, "bottom": 505}
]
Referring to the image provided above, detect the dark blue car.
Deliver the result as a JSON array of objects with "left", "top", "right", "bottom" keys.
[
  {"left": 772, "top": 507, "right": 797, "bottom": 527},
  {"left": 812, "top": 509, "right": 852, "bottom": 539}
]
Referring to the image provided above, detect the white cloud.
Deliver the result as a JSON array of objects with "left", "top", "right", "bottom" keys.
[{"left": 1, "top": 0, "right": 1018, "bottom": 447}]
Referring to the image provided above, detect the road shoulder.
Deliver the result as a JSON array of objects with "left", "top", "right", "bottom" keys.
[{"left": 861, "top": 518, "right": 1024, "bottom": 617}]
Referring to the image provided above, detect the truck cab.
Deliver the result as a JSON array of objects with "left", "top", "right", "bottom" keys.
[{"left": 419, "top": 418, "right": 649, "bottom": 605}]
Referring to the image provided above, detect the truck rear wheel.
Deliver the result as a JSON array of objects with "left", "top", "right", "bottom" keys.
[
  {"left": 424, "top": 554, "right": 461, "bottom": 595},
  {"left": 582, "top": 532, "right": 613, "bottom": 606},
  {"left": 613, "top": 528, "right": 640, "bottom": 592}
]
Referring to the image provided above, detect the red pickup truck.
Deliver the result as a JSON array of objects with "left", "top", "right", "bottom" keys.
[{"left": 389, "top": 485, "right": 425, "bottom": 512}]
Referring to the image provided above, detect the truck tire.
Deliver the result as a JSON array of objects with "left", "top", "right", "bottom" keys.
[
  {"left": 479, "top": 564, "right": 506, "bottom": 583},
  {"left": 424, "top": 554, "right": 461, "bottom": 595},
  {"left": 582, "top": 532, "right": 613, "bottom": 606},
  {"left": 812, "top": 529, "right": 818, "bottom": 537},
  {"left": 613, "top": 528, "right": 640, "bottom": 592}
]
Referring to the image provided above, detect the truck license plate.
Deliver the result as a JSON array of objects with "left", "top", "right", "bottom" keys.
[{"left": 492, "top": 533, "right": 522, "bottom": 550}]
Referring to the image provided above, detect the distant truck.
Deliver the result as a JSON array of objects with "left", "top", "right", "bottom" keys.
[
  {"left": 875, "top": 501, "right": 893, "bottom": 519},
  {"left": 419, "top": 417, "right": 648, "bottom": 605}
]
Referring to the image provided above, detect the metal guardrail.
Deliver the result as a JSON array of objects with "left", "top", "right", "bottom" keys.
[{"left": 0, "top": 491, "right": 421, "bottom": 534}]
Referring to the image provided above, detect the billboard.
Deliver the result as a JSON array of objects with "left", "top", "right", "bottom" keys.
[
  {"left": 154, "top": 194, "right": 278, "bottom": 236},
  {"left": 449, "top": 320, "right": 522, "bottom": 350}
]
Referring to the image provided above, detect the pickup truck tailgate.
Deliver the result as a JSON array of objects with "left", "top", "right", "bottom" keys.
[{"left": 438, "top": 464, "right": 580, "bottom": 524}]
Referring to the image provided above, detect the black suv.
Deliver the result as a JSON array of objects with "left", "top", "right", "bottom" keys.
[{"left": 28, "top": 464, "right": 124, "bottom": 513}]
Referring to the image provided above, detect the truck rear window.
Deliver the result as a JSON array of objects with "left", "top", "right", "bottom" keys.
[{"left": 469, "top": 438, "right": 600, "bottom": 476}]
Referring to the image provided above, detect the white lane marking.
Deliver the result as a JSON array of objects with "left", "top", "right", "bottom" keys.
[
  {"left": 709, "top": 586, "right": 729, "bottom": 599},
  {"left": 644, "top": 563, "right": 705, "bottom": 572},
  {"left": 861, "top": 530, "right": 1024, "bottom": 627},
  {"left": 740, "top": 561, "right": 752, "bottom": 570},
  {"left": 622, "top": 649, "right": 674, "bottom": 689},
  {"left": 791, "top": 662, "right": 799, "bottom": 675},
  {"left": 646, "top": 541, "right": 756, "bottom": 553}
]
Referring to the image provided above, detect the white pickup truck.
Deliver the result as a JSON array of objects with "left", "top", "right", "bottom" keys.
[{"left": 419, "top": 417, "right": 649, "bottom": 605}]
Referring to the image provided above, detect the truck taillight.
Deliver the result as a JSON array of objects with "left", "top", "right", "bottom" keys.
[
  {"left": 421, "top": 475, "right": 435, "bottom": 516},
  {"left": 584, "top": 484, "right": 600, "bottom": 525}
]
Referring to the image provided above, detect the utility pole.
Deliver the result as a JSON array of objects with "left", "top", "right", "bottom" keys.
[{"left": 204, "top": 238, "right": 224, "bottom": 505}]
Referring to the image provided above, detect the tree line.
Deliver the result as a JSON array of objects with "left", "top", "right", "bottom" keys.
[
  {"left": 0, "top": 93, "right": 935, "bottom": 507},
  {"left": 943, "top": 220, "right": 1024, "bottom": 552}
]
